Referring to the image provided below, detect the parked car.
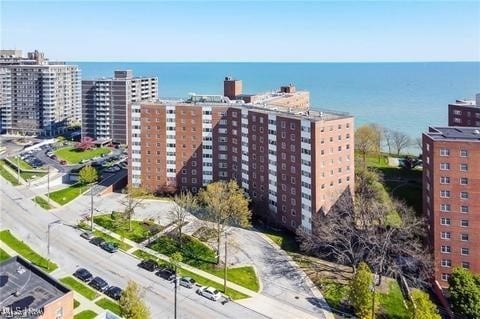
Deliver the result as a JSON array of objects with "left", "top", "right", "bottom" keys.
[
  {"left": 90, "top": 237, "right": 106, "bottom": 246},
  {"left": 100, "top": 242, "right": 118, "bottom": 253},
  {"left": 89, "top": 276, "right": 109, "bottom": 292},
  {"left": 179, "top": 277, "right": 196, "bottom": 289},
  {"left": 137, "top": 260, "right": 158, "bottom": 272},
  {"left": 105, "top": 286, "right": 122, "bottom": 300},
  {"left": 80, "top": 231, "right": 94, "bottom": 240},
  {"left": 73, "top": 268, "right": 93, "bottom": 282},
  {"left": 155, "top": 267, "right": 176, "bottom": 281},
  {"left": 196, "top": 286, "right": 221, "bottom": 301},
  {"left": 60, "top": 160, "right": 67, "bottom": 165}
]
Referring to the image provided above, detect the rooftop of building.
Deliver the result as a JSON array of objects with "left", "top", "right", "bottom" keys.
[
  {"left": 448, "top": 93, "right": 480, "bottom": 108},
  {"left": 141, "top": 94, "right": 352, "bottom": 122},
  {"left": 0, "top": 256, "right": 70, "bottom": 313},
  {"left": 424, "top": 126, "right": 480, "bottom": 141},
  {"left": 83, "top": 70, "right": 157, "bottom": 82}
]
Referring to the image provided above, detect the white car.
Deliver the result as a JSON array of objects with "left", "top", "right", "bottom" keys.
[{"left": 196, "top": 286, "right": 221, "bottom": 301}]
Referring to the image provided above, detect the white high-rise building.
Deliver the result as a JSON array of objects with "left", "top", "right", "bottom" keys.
[{"left": 0, "top": 50, "right": 81, "bottom": 136}]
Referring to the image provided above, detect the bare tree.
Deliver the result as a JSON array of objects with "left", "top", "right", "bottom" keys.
[
  {"left": 169, "top": 191, "right": 197, "bottom": 250},
  {"left": 382, "top": 127, "right": 394, "bottom": 155},
  {"left": 415, "top": 137, "right": 423, "bottom": 153},
  {"left": 120, "top": 186, "right": 149, "bottom": 231},
  {"left": 392, "top": 131, "right": 411, "bottom": 156}
]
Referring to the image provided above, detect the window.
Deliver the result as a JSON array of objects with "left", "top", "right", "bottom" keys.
[
  {"left": 441, "top": 273, "right": 450, "bottom": 281},
  {"left": 460, "top": 177, "right": 469, "bottom": 185},
  {"left": 440, "top": 148, "right": 450, "bottom": 156},
  {"left": 460, "top": 149, "right": 468, "bottom": 157},
  {"left": 461, "top": 233, "right": 469, "bottom": 241},
  {"left": 441, "top": 232, "right": 451, "bottom": 239},
  {"left": 460, "top": 164, "right": 468, "bottom": 171},
  {"left": 461, "top": 206, "right": 469, "bottom": 213},
  {"left": 462, "top": 262, "right": 470, "bottom": 269},
  {"left": 441, "top": 245, "right": 451, "bottom": 253},
  {"left": 460, "top": 192, "right": 469, "bottom": 199},
  {"left": 440, "top": 176, "right": 450, "bottom": 184},
  {"left": 440, "top": 204, "right": 451, "bottom": 212},
  {"left": 440, "top": 217, "right": 451, "bottom": 225},
  {"left": 55, "top": 308, "right": 63, "bottom": 319},
  {"left": 461, "top": 248, "right": 469, "bottom": 255},
  {"left": 441, "top": 259, "right": 452, "bottom": 267},
  {"left": 440, "top": 163, "right": 450, "bottom": 170},
  {"left": 461, "top": 220, "right": 469, "bottom": 227},
  {"left": 440, "top": 190, "right": 450, "bottom": 198}
]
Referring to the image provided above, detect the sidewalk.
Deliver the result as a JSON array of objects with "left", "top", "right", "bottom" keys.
[{"left": 93, "top": 224, "right": 329, "bottom": 319}]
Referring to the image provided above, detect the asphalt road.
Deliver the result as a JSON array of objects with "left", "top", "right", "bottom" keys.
[{"left": 0, "top": 179, "right": 268, "bottom": 319}]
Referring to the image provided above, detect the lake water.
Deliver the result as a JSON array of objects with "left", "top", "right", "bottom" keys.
[{"left": 76, "top": 62, "right": 480, "bottom": 143}]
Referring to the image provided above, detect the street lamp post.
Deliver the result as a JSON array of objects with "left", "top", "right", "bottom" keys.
[
  {"left": 16, "top": 156, "right": 20, "bottom": 183},
  {"left": 47, "top": 220, "right": 61, "bottom": 270},
  {"left": 47, "top": 166, "right": 51, "bottom": 205},
  {"left": 90, "top": 182, "right": 96, "bottom": 231},
  {"left": 224, "top": 230, "right": 228, "bottom": 295}
]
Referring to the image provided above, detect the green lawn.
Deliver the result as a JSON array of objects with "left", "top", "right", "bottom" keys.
[
  {"left": 178, "top": 268, "right": 248, "bottom": 300},
  {"left": 21, "top": 171, "right": 47, "bottom": 181},
  {"left": 148, "top": 234, "right": 260, "bottom": 292},
  {"left": 93, "top": 230, "right": 132, "bottom": 251},
  {"left": 33, "top": 196, "right": 53, "bottom": 210},
  {"left": 94, "top": 214, "right": 164, "bottom": 243},
  {"left": 0, "top": 230, "right": 58, "bottom": 272},
  {"left": 49, "top": 183, "right": 86, "bottom": 205},
  {"left": 254, "top": 224, "right": 299, "bottom": 253},
  {"left": 377, "top": 281, "right": 409, "bottom": 318},
  {"left": 0, "top": 247, "right": 11, "bottom": 262},
  {"left": 132, "top": 249, "right": 163, "bottom": 262},
  {"left": 321, "top": 281, "right": 350, "bottom": 309},
  {"left": 0, "top": 161, "right": 20, "bottom": 185},
  {"left": 59, "top": 276, "right": 98, "bottom": 300},
  {"left": 384, "top": 181, "right": 422, "bottom": 216},
  {"left": 74, "top": 299, "right": 80, "bottom": 309},
  {"left": 54, "top": 146, "right": 110, "bottom": 164},
  {"left": 74, "top": 310, "right": 97, "bottom": 319},
  {"left": 96, "top": 298, "right": 121, "bottom": 315}
]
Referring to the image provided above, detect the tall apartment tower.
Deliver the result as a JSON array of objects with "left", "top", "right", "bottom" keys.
[
  {"left": 129, "top": 94, "right": 354, "bottom": 232},
  {"left": 0, "top": 50, "right": 81, "bottom": 136},
  {"left": 0, "top": 68, "right": 12, "bottom": 132},
  {"left": 82, "top": 70, "right": 157, "bottom": 144},
  {"left": 422, "top": 126, "right": 480, "bottom": 287},
  {"left": 223, "top": 77, "right": 242, "bottom": 100},
  {"left": 448, "top": 93, "right": 480, "bottom": 127}
]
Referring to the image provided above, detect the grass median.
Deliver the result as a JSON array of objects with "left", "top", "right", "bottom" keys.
[
  {"left": 94, "top": 213, "right": 164, "bottom": 243},
  {"left": 0, "top": 230, "right": 58, "bottom": 272},
  {"left": 49, "top": 183, "right": 86, "bottom": 205},
  {"left": 74, "top": 310, "right": 97, "bottom": 319},
  {"left": 93, "top": 230, "right": 132, "bottom": 251},
  {"left": 0, "top": 247, "right": 11, "bottom": 262},
  {"left": 96, "top": 298, "right": 121, "bottom": 315},
  {"left": 60, "top": 276, "right": 98, "bottom": 300},
  {"left": 0, "top": 160, "right": 20, "bottom": 186},
  {"left": 33, "top": 196, "right": 53, "bottom": 210}
]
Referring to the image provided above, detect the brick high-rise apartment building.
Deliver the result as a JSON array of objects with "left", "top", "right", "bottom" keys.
[
  {"left": 0, "top": 50, "right": 81, "bottom": 136},
  {"left": 129, "top": 93, "right": 354, "bottom": 232},
  {"left": 448, "top": 93, "right": 480, "bottom": 127},
  {"left": 82, "top": 70, "right": 157, "bottom": 144},
  {"left": 422, "top": 126, "right": 480, "bottom": 287}
]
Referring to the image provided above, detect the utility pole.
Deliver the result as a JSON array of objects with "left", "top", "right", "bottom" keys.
[
  {"left": 47, "top": 166, "right": 50, "bottom": 205},
  {"left": 174, "top": 264, "right": 178, "bottom": 319},
  {"left": 47, "top": 220, "right": 61, "bottom": 270},
  {"left": 224, "top": 230, "right": 227, "bottom": 294},
  {"left": 90, "top": 182, "right": 95, "bottom": 231},
  {"left": 16, "top": 156, "right": 20, "bottom": 183}
]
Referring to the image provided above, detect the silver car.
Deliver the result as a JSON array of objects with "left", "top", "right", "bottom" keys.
[{"left": 179, "top": 277, "right": 196, "bottom": 289}]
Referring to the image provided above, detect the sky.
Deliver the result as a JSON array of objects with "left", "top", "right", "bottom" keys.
[{"left": 1, "top": 0, "right": 479, "bottom": 62}]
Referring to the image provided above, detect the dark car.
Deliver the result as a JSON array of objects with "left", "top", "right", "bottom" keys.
[
  {"left": 89, "top": 276, "right": 109, "bottom": 292},
  {"left": 100, "top": 242, "right": 118, "bottom": 253},
  {"left": 73, "top": 268, "right": 93, "bottom": 282},
  {"left": 138, "top": 260, "right": 158, "bottom": 272},
  {"left": 155, "top": 267, "right": 176, "bottom": 281},
  {"left": 105, "top": 286, "right": 122, "bottom": 300},
  {"left": 90, "top": 237, "right": 106, "bottom": 246}
]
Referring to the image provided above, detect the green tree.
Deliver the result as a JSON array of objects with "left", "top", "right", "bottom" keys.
[
  {"left": 119, "top": 280, "right": 150, "bottom": 319},
  {"left": 408, "top": 289, "right": 441, "bottom": 319},
  {"left": 448, "top": 267, "right": 480, "bottom": 319},
  {"left": 169, "top": 192, "right": 197, "bottom": 250},
  {"left": 355, "top": 124, "right": 381, "bottom": 169},
  {"left": 198, "top": 180, "right": 251, "bottom": 264},
  {"left": 349, "top": 262, "right": 374, "bottom": 319},
  {"left": 78, "top": 165, "right": 98, "bottom": 185}
]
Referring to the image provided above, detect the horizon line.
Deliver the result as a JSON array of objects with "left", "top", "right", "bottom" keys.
[{"left": 68, "top": 60, "right": 480, "bottom": 63}]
